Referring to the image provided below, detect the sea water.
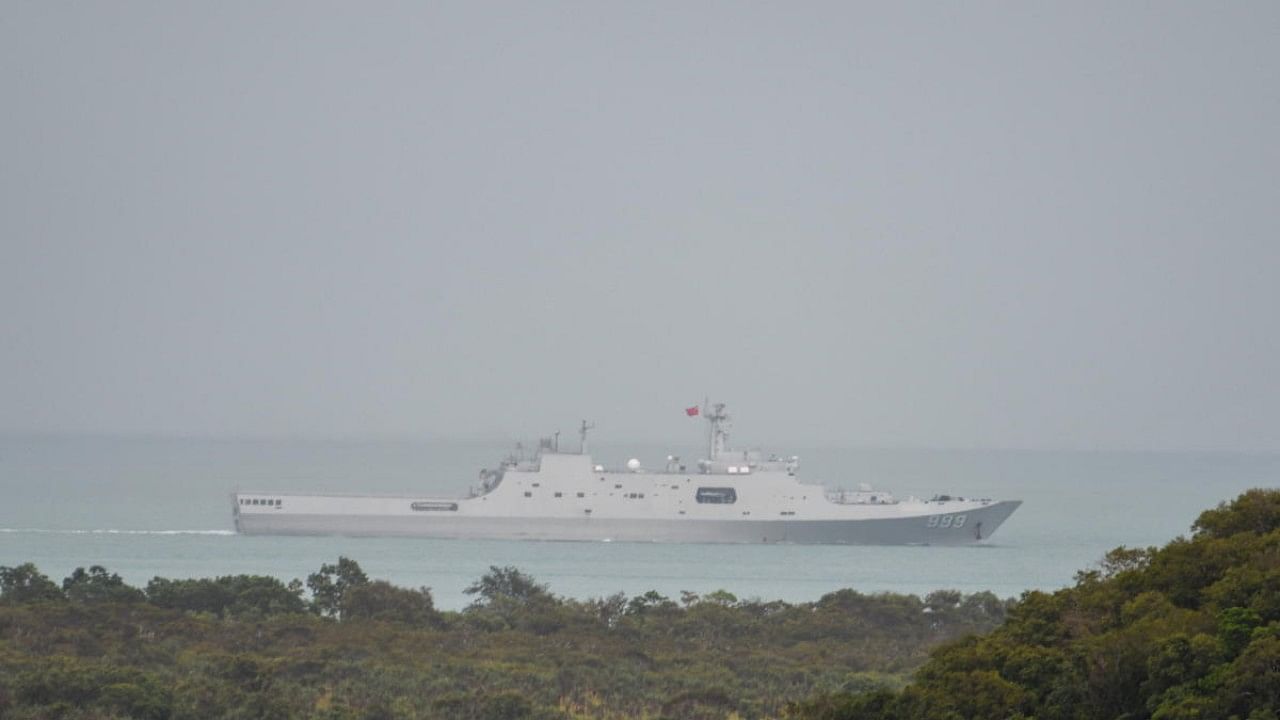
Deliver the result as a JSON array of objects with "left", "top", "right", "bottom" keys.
[{"left": 1, "top": 435, "right": 1276, "bottom": 610}]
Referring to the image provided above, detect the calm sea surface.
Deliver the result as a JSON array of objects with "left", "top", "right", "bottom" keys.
[{"left": 1, "top": 436, "right": 1276, "bottom": 610}]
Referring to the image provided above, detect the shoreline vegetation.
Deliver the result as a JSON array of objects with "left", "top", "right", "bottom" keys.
[{"left": 0, "top": 490, "right": 1277, "bottom": 719}]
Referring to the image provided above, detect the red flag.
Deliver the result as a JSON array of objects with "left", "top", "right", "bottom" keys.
[{"left": 685, "top": 405, "right": 700, "bottom": 417}]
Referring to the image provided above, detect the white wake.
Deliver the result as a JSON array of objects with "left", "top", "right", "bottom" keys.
[{"left": 0, "top": 528, "right": 235, "bottom": 536}]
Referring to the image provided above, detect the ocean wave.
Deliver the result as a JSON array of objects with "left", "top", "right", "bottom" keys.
[{"left": 0, "top": 528, "right": 235, "bottom": 536}]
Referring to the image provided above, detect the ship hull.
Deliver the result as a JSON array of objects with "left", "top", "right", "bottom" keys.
[{"left": 234, "top": 499, "right": 1021, "bottom": 545}]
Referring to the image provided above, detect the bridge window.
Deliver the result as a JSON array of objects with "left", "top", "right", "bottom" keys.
[{"left": 695, "top": 487, "right": 737, "bottom": 504}]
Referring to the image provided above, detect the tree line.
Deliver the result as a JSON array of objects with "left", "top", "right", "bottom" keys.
[{"left": 0, "top": 556, "right": 1008, "bottom": 719}]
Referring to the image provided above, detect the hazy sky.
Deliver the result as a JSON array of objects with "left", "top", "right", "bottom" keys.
[{"left": 2, "top": 2, "right": 1278, "bottom": 451}]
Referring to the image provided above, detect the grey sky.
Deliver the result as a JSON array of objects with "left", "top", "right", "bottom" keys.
[{"left": 2, "top": 2, "right": 1278, "bottom": 451}]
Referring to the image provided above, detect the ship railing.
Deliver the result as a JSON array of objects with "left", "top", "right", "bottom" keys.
[{"left": 592, "top": 463, "right": 794, "bottom": 476}]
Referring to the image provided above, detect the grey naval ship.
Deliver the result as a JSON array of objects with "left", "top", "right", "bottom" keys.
[{"left": 233, "top": 403, "right": 1021, "bottom": 545}]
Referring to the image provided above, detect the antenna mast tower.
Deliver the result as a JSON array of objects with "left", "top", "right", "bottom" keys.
[{"left": 705, "top": 402, "right": 730, "bottom": 460}]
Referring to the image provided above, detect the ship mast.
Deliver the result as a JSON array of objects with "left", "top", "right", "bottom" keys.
[
  {"left": 705, "top": 401, "right": 729, "bottom": 460},
  {"left": 579, "top": 419, "right": 594, "bottom": 455}
]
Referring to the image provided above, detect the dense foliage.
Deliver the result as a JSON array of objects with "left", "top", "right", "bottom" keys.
[
  {"left": 0, "top": 560, "right": 1006, "bottom": 719},
  {"left": 790, "top": 489, "right": 1280, "bottom": 720}
]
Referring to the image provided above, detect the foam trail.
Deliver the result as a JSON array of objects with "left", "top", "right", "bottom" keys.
[{"left": 0, "top": 528, "right": 235, "bottom": 536}]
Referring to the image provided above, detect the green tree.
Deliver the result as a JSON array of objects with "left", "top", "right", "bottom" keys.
[
  {"left": 702, "top": 589, "right": 739, "bottom": 607},
  {"left": 626, "top": 590, "right": 677, "bottom": 616},
  {"left": 588, "top": 591, "right": 628, "bottom": 627},
  {"left": 464, "top": 565, "right": 551, "bottom": 608},
  {"left": 342, "top": 580, "right": 441, "bottom": 626},
  {"left": 146, "top": 574, "right": 304, "bottom": 616},
  {"left": 1193, "top": 489, "right": 1280, "bottom": 539},
  {"left": 1219, "top": 606, "right": 1263, "bottom": 656},
  {"left": 1219, "top": 634, "right": 1280, "bottom": 718},
  {"left": 0, "top": 563, "right": 64, "bottom": 603},
  {"left": 307, "top": 557, "right": 369, "bottom": 618},
  {"left": 62, "top": 565, "right": 145, "bottom": 604}
]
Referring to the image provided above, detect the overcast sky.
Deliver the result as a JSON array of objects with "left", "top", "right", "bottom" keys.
[{"left": 2, "top": 2, "right": 1278, "bottom": 451}]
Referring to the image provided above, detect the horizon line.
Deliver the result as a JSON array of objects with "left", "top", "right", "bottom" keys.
[{"left": 0, "top": 428, "right": 1276, "bottom": 457}]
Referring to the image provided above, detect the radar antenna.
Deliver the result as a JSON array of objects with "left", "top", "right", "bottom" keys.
[{"left": 579, "top": 419, "right": 595, "bottom": 455}]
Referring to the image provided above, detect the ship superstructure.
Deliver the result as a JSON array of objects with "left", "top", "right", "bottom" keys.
[{"left": 233, "top": 403, "right": 1020, "bottom": 545}]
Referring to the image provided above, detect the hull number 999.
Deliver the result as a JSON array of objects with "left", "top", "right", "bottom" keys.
[{"left": 927, "top": 514, "right": 967, "bottom": 529}]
